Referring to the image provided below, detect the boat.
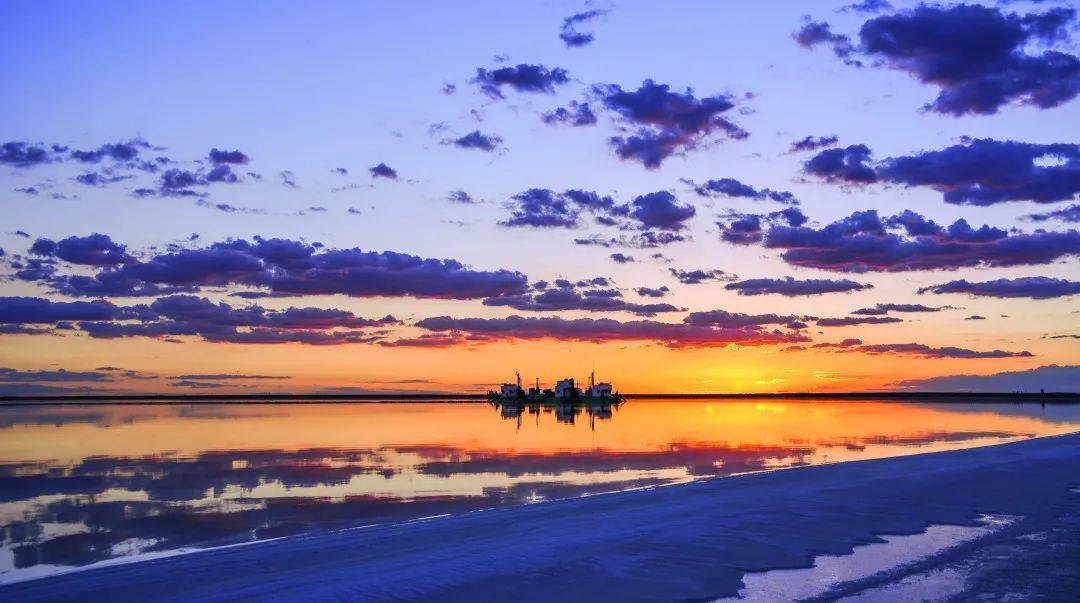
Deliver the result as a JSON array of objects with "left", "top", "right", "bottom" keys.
[{"left": 487, "top": 371, "right": 623, "bottom": 404}]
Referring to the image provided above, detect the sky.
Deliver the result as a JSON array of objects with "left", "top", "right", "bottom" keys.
[{"left": 0, "top": 0, "right": 1077, "bottom": 395}]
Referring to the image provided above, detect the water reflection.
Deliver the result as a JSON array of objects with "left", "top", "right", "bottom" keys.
[{"left": 0, "top": 399, "right": 1076, "bottom": 581}]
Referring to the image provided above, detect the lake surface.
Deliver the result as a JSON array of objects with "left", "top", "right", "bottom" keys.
[{"left": 1, "top": 398, "right": 1077, "bottom": 583}]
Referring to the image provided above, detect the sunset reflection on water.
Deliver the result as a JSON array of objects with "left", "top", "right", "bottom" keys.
[{"left": 0, "top": 399, "right": 1077, "bottom": 581}]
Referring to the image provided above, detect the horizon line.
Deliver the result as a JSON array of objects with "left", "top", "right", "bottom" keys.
[{"left": 1, "top": 391, "right": 1077, "bottom": 405}]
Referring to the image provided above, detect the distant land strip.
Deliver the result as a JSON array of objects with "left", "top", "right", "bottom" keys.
[{"left": 0, "top": 392, "right": 1077, "bottom": 405}]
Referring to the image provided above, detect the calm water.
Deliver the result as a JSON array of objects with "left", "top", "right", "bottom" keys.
[{"left": 1, "top": 399, "right": 1077, "bottom": 583}]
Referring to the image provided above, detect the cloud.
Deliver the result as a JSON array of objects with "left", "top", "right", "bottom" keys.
[
  {"left": 74, "top": 171, "right": 133, "bottom": 187},
  {"left": 918, "top": 277, "right": 1080, "bottom": 300},
  {"left": 799, "top": 4, "right": 1079, "bottom": 115},
  {"left": 814, "top": 316, "right": 902, "bottom": 326},
  {"left": 158, "top": 168, "right": 211, "bottom": 193},
  {"left": 367, "top": 162, "right": 397, "bottom": 181},
  {"left": 794, "top": 20, "right": 857, "bottom": 61},
  {"left": 635, "top": 286, "right": 670, "bottom": 298},
  {"left": 30, "top": 234, "right": 133, "bottom": 266},
  {"left": 208, "top": 148, "right": 250, "bottom": 165},
  {"left": 279, "top": 171, "right": 299, "bottom": 188},
  {"left": 684, "top": 309, "right": 807, "bottom": 330},
  {"left": 1, "top": 138, "right": 171, "bottom": 175},
  {"left": 629, "top": 191, "right": 696, "bottom": 231},
  {"left": 852, "top": 303, "right": 947, "bottom": 315},
  {"left": 690, "top": 178, "right": 798, "bottom": 205},
  {"left": 410, "top": 314, "right": 809, "bottom": 349},
  {"left": 560, "top": 9, "right": 607, "bottom": 47},
  {"left": 790, "top": 135, "right": 839, "bottom": 152},
  {"left": 594, "top": 79, "right": 747, "bottom": 168},
  {"left": 760, "top": 209, "right": 1080, "bottom": 272},
  {"left": 171, "top": 380, "right": 229, "bottom": 388},
  {"left": 175, "top": 373, "right": 290, "bottom": 380},
  {"left": 574, "top": 231, "right": 688, "bottom": 249},
  {"left": 795, "top": 339, "right": 1033, "bottom": 359},
  {"left": 724, "top": 277, "right": 872, "bottom": 296},
  {"left": 0, "top": 141, "right": 57, "bottom": 167},
  {"left": 1024, "top": 204, "right": 1080, "bottom": 223},
  {"left": 804, "top": 144, "right": 878, "bottom": 183},
  {"left": 0, "top": 297, "right": 148, "bottom": 324},
  {"left": 447, "top": 190, "right": 477, "bottom": 204},
  {"left": 838, "top": 0, "right": 892, "bottom": 15},
  {"left": 0, "top": 368, "right": 116, "bottom": 383},
  {"left": 483, "top": 280, "right": 682, "bottom": 317},
  {"left": 446, "top": 130, "right": 503, "bottom": 152},
  {"left": 610, "top": 253, "right": 634, "bottom": 264},
  {"left": 850, "top": 342, "right": 1032, "bottom": 359},
  {"left": 499, "top": 188, "right": 632, "bottom": 229},
  {"left": 473, "top": 64, "right": 570, "bottom": 98},
  {"left": 541, "top": 101, "right": 598, "bottom": 127},
  {"left": 807, "top": 139, "right": 1080, "bottom": 206},
  {"left": 895, "top": 364, "right": 1078, "bottom": 392},
  {"left": 26, "top": 236, "right": 530, "bottom": 300},
  {"left": 716, "top": 208, "right": 808, "bottom": 245},
  {"left": 69, "top": 139, "right": 156, "bottom": 166},
  {"left": 669, "top": 268, "right": 736, "bottom": 285},
  {"left": 62, "top": 295, "right": 398, "bottom": 346},
  {"left": 377, "top": 333, "right": 480, "bottom": 348},
  {"left": 500, "top": 188, "right": 584, "bottom": 228}
]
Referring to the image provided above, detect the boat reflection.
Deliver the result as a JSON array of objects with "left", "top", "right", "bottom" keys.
[{"left": 491, "top": 398, "right": 622, "bottom": 429}]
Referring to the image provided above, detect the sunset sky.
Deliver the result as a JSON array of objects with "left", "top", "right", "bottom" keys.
[{"left": 1, "top": 0, "right": 1077, "bottom": 394}]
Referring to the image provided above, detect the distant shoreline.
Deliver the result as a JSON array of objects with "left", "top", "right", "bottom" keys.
[{"left": 1, "top": 391, "right": 1077, "bottom": 405}]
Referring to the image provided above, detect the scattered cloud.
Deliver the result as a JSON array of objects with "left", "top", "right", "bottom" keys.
[
  {"left": 635, "top": 286, "right": 670, "bottom": 298},
  {"left": 1024, "top": 204, "right": 1080, "bottom": 223},
  {"left": 796, "top": 4, "right": 1079, "bottom": 115},
  {"left": 725, "top": 277, "right": 872, "bottom": 296},
  {"left": 806, "top": 139, "right": 1079, "bottom": 206},
  {"left": 22, "top": 236, "right": 529, "bottom": 300},
  {"left": 482, "top": 279, "right": 683, "bottom": 317},
  {"left": 594, "top": 79, "right": 748, "bottom": 168},
  {"left": 852, "top": 303, "right": 948, "bottom": 315},
  {"left": 791, "top": 339, "right": 1033, "bottom": 359},
  {"left": 759, "top": 209, "right": 1080, "bottom": 272},
  {"left": 815, "top": 316, "right": 902, "bottom": 326},
  {"left": 408, "top": 314, "right": 809, "bottom": 349},
  {"left": 473, "top": 63, "right": 570, "bottom": 98},
  {"left": 541, "top": 101, "right": 598, "bottom": 127},
  {"left": 559, "top": 9, "right": 608, "bottom": 47},
  {"left": 918, "top": 277, "right": 1080, "bottom": 300},
  {"left": 369, "top": 163, "right": 398, "bottom": 180},
  {"left": 446, "top": 130, "right": 503, "bottom": 152},
  {"left": 790, "top": 135, "right": 839, "bottom": 152},
  {"left": 689, "top": 178, "right": 798, "bottom": 205},
  {"left": 669, "top": 268, "right": 736, "bottom": 285}
]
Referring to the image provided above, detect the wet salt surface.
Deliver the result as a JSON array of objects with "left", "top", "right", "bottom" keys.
[{"left": 723, "top": 515, "right": 1013, "bottom": 602}]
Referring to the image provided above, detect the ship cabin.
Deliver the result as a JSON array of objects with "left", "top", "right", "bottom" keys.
[
  {"left": 500, "top": 383, "right": 523, "bottom": 398},
  {"left": 554, "top": 378, "right": 578, "bottom": 399},
  {"left": 501, "top": 371, "right": 525, "bottom": 398},
  {"left": 587, "top": 382, "right": 613, "bottom": 398}
]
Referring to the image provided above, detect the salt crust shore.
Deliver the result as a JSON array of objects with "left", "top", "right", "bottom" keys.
[{"left": 3, "top": 432, "right": 1078, "bottom": 602}]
